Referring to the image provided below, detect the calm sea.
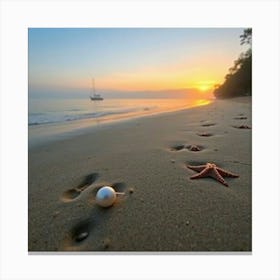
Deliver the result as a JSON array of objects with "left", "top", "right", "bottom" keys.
[
  {"left": 28, "top": 96, "right": 213, "bottom": 147},
  {"left": 28, "top": 97, "right": 212, "bottom": 127}
]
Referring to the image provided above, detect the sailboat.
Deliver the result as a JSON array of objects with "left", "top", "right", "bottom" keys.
[{"left": 90, "top": 78, "right": 103, "bottom": 101}]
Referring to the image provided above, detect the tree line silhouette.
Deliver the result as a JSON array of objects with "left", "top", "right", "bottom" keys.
[{"left": 214, "top": 28, "right": 252, "bottom": 99}]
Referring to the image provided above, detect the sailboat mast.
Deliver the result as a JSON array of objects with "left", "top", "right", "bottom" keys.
[
  {"left": 92, "top": 78, "right": 96, "bottom": 95},
  {"left": 89, "top": 77, "right": 103, "bottom": 101}
]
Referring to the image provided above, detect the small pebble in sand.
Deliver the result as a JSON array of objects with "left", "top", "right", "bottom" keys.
[
  {"left": 171, "top": 159, "right": 175, "bottom": 163},
  {"left": 186, "top": 221, "right": 190, "bottom": 226},
  {"left": 129, "top": 188, "right": 134, "bottom": 194},
  {"left": 102, "top": 238, "right": 111, "bottom": 249},
  {"left": 75, "top": 232, "right": 89, "bottom": 242}
]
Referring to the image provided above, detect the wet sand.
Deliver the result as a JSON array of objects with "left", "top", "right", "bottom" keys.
[{"left": 28, "top": 97, "right": 251, "bottom": 252}]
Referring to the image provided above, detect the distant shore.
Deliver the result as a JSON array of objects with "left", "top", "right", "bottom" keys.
[{"left": 29, "top": 96, "right": 251, "bottom": 252}]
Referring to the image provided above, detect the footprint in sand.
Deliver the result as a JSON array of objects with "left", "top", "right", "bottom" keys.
[
  {"left": 232, "top": 125, "right": 251, "bottom": 129},
  {"left": 61, "top": 218, "right": 95, "bottom": 250},
  {"left": 170, "top": 144, "right": 204, "bottom": 152},
  {"left": 186, "top": 144, "right": 204, "bottom": 152},
  {"left": 234, "top": 116, "right": 247, "bottom": 120},
  {"left": 197, "top": 132, "right": 213, "bottom": 137},
  {"left": 63, "top": 214, "right": 112, "bottom": 250},
  {"left": 70, "top": 219, "right": 94, "bottom": 243},
  {"left": 201, "top": 122, "right": 216, "bottom": 127},
  {"left": 61, "top": 181, "right": 128, "bottom": 250},
  {"left": 61, "top": 173, "right": 99, "bottom": 202},
  {"left": 170, "top": 144, "right": 185, "bottom": 151}
]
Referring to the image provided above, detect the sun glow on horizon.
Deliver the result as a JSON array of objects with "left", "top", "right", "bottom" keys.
[
  {"left": 28, "top": 28, "right": 244, "bottom": 97},
  {"left": 197, "top": 84, "right": 213, "bottom": 92},
  {"left": 195, "top": 80, "right": 216, "bottom": 92}
]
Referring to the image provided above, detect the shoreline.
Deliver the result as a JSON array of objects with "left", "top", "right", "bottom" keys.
[
  {"left": 28, "top": 98, "right": 212, "bottom": 148},
  {"left": 29, "top": 96, "right": 251, "bottom": 251}
]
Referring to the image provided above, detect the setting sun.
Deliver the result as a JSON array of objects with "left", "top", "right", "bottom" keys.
[
  {"left": 198, "top": 85, "right": 211, "bottom": 91},
  {"left": 195, "top": 81, "right": 216, "bottom": 92}
]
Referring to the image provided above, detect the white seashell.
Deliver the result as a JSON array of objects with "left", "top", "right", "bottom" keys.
[{"left": 96, "top": 186, "right": 117, "bottom": 207}]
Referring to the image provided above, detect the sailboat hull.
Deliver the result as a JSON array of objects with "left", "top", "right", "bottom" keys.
[{"left": 90, "top": 97, "right": 103, "bottom": 101}]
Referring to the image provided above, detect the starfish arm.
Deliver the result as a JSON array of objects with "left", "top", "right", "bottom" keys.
[
  {"left": 190, "top": 166, "right": 210, "bottom": 179},
  {"left": 187, "top": 164, "right": 206, "bottom": 172},
  {"left": 216, "top": 167, "right": 239, "bottom": 178},
  {"left": 213, "top": 168, "right": 229, "bottom": 186}
]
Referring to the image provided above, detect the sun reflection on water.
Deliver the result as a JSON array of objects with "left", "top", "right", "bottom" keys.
[{"left": 192, "top": 99, "right": 212, "bottom": 107}]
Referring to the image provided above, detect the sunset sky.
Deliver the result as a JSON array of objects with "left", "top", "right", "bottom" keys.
[{"left": 28, "top": 28, "right": 245, "bottom": 97}]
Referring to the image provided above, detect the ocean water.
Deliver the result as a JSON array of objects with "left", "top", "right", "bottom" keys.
[
  {"left": 28, "top": 97, "right": 212, "bottom": 127},
  {"left": 28, "top": 96, "right": 213, "bottom": 147}
]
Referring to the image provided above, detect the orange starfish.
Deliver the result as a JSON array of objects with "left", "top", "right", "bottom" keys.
[{"left": 187, "top": 163, "right": 239, "bottom": 187}]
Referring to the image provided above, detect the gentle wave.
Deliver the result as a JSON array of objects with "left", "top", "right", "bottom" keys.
[{"left": 28, "top": 107, "right": 154, "bottom": 126}]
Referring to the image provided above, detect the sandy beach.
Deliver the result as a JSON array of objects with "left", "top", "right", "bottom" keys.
[{"left": 28, "top": 96, "right": 251, "bottom": 252}]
